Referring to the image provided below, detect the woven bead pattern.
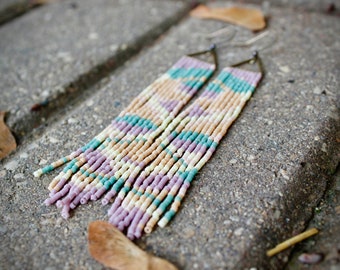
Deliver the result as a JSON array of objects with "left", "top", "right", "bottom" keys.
[
  {"left": 34, "top": 56, "right": 215, "bottom": 219},
  {"left": 107, "top": 67, "right": 262, "bottom": 239},
  {"left": 34, "top": 58, "right": 262, "bottom": 239}
]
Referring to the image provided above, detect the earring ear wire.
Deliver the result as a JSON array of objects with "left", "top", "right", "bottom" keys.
[
  {"left": 231, "top": 51, "right": 264, "bottom": 76},
  {"left": 187, "top": 44, "right": 219, "bottom": 70},
  {"left": 204, "top": 26, "right": 236, "bottom": 41},
  {"left": 217, "top": 30, "right": 277, "bottom": 52}
]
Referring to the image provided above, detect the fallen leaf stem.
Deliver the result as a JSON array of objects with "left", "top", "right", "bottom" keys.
[{"left": 266, "top": 228, "right": 319, "bottom": 257}]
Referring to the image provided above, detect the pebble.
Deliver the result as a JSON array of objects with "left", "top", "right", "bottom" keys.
[
  {"left": 321, "top": 143, "right": 327, "bottom": 153},
  {"left": 57, "top": 51, "right": 73, "bottom": 63},
  {"left": 0, "top": 225, "right": 7, "bottom": 234},
  {"left": 88, "top": 32, "right": 99, "bottom": 40},
  {"left": 273, "top": 209, "right": 281, "bottom": 219},
  {"left": 28, "top": 143, "right": 38, "bottom": 150},
  {"left": 49, "top": 252, "right": 58, "bottom": 261},
  {"left": 20, "top": 152, "right": 28, "bottom": 159},
  {"left": 110, "top": 44, "right": 118, "bottom": 51},
  {"left": 279, "top": 65, "right": 290, "bottom": 73},
  {"left": 280, "top": 169, "right": 290, "bottom": 180},
  {"left": 14, "top": 173, "right": 25, "bottom": 179},
  {"left": 86, "top": 99, "right": 94, "bottom": 107},
  {"left": 4, "top": 160, "right": 18, "bottom": 171},
  {"left": 41, "top": 90, "right": 50, "bottom": 98},
  {"left": 247, "top": 155, "right": 256, "bottom": 161},
  {"left": 229, "top": 159, "right": 237, "bottom": 164},
  {"left": 306, "top": 105, "right": 314, "bottom": 111},
  {"left": 39, "top": 159, "right": 48, "bottom": 165},
  {"left": 67, "top": 118, "right": 78, "bottom": 124},
  {"left": 234, "top": 227, "right": 244, "bottom": 236},
  {"left": 223, "top": 220, "right": 231, "bottom": 225},
  {"left": 298, "top": 253, "right": 323, "bottom": 264},
  {"left": 16, "top": 181, "right": 27, "bottom": 187},
  {"left": 0, "top": 170, "right": 6, "bottom": 178},
  {"left": 335, "top": 205, "right": 340, "bottom": 214},
  {"left": 183, "top": 227, "right": 195, "bottom": 239},
  {"left": 313, "top": 86, "right": 323, "bottom": 95},
  {"left": 49, "top": 137, "right": 59, "bottom": 144},
  {"left": 40, "top": 219, "right": 53, "bottom": 226},
  {"left": 230, "top": 216, "right": 239, "bottom": 222}
]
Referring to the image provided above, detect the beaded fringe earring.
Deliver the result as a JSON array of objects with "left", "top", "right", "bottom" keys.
[
  {"left": 107, "top": 52, "right": 264, "bottom": 239},
  {"left": 34, "top": 47, "right": 217, "bottom": 219}
]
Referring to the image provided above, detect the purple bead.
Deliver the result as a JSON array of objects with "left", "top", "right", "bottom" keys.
[
  {"left": 70, "top": 191, "right": 85, "bottom": 209},
  {"left": 107, "top": 198, "right": 121, "bottom": 214},
  {"left": 80, "top": 192, "right": 91, "bottom": 205},
  {"left": 91, "top": 186, "right": 106, "bottom": 201},
  {"left": 121, "top": 207, "right": 138, "bottom": 227},
  {"left": 61, "top": 205, "right": 70, "bottom": 219},
  {"left": 102, "top": 190, "right": 117, "bottom": 204}
]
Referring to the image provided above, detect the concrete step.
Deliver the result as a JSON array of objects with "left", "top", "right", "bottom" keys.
[
  {"left": 0, "top": 0, "right": 189, "bottom": 141},
  {"left": 0, "top": 0, "right": 39, "bottom": 25},
  {"left": 286, "top": 167, "right": 340, "bottom": 270},
  {"left": 0, "top": 1, "right": 339, "bottom": 269},
  {"left": 237, "top": 0, "right": 340, "bottom": 14}
]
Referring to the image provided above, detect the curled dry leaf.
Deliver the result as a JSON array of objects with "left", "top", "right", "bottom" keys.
[
  {"left": 190, "top": 5, "right": 266, "bottom": 31},
  {"left": 0, "top": 112, "right": 17, "bottom": 160},
  {"left": 88, "top": 221, "right": 178, "bottom": 270}
]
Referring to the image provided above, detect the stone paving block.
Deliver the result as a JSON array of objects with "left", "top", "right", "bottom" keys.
[
  {"left": 286, "top": 168, "right": 340, "bottom": 270},
  {"left": 0, "top": 0, "right": 23, "bottom": 11},
  {"left": 236, "top": 0, "right": 340, "bottom": 14},
  {"left": 0, "top": 1, "right": 339, "bottom": 270},
  {"left": 0, "top": 1, "right": 30, "bottom": 25},
  {"left": 0, "top": 1, "right": 48, "bottom": 26},
  {"left": 0, "top": 0, "right": 188, "bottom": 139}
]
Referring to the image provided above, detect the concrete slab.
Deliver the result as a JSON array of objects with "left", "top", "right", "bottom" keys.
[
  {"left": 286, "top": 168, "right": 340, "bottom": 270},
  {"left": 0, "top": 0, "right": 188, "bottom": 140},
  {"left": 0, "top": 1, "right": 30, "bottom": 25},
  {"left": 0, "top": 0, "right": 25, "bottom": 11},
  {"left": 0, "top": 2, "right": 339, "bottom": 270},
  {"left": 236, "top": 0, "right": 340, "bottom": 14}
]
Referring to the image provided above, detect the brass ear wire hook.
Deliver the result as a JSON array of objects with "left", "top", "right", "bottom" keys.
[
  {"left": 220, "top": 30, "right": 277, "bottom": 52},
  {"left": 186, "top": 30, "right": 274, "bottom": 77},
  {"left": 187, "top": 44, "right": 219, "bottom": 70},
  {"left": 187, "top": 27, "right": 237, "bottom": 71},
  {"left": 231, "top": 50, "right": 264, "bottom": 74},
  {"left": 202, "top": 26, "right": 276, "bottom": 52},
  {"left": 213, "top": 30, "right": 276, "bottom": 79}
]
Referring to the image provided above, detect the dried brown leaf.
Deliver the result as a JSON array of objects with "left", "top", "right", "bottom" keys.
[
  {"left": 0, "top": 112, "right": 16, "bottom": 160},
  {"left": 190, "top": 5, "right": 266, "bottom": 31},
  {"left": 88, "top": 221, "right": 178, "bottom": 270}
]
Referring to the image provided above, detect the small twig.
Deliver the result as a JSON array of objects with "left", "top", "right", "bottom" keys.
[{"left": 266, "top": 228, "right": 319, "bottom": 257}]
